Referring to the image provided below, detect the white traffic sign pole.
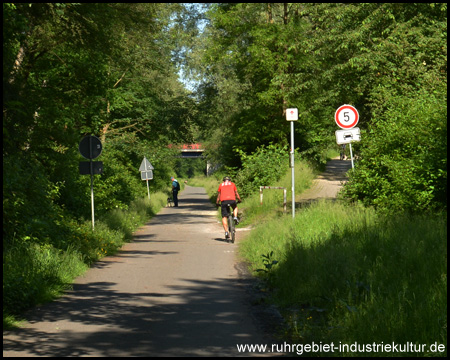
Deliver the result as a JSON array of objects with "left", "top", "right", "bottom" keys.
[
  {"left": 349, "top": 143, "right": 354, "bottom": 169},
  {"left": 90, "top": 166, "right": 95, "bottom": 231},
  {"left": 89, "top": 138, "right": 95, "bottom": 231},
  {"left": 286, "top": 108, "right": 298, "bottom": 218},
  {"left": 79, "top": 135, "right": 103, "bottom": 231},
  {"left": 290, "top": 121, "right": 295, "bottom": 218}
]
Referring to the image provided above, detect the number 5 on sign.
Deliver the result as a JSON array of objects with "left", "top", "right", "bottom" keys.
[{"left": 335, "top": 104, "right": 359, "bottom": 129}]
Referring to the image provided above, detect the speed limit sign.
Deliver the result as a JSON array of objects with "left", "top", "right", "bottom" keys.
[{"left": 335, "top": 104, "right": 359, "bottom": 129}]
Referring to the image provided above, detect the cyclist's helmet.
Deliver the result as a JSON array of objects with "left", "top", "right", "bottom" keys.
[{"left": 223, "top": 176, "right": 231, "bottom": 182}]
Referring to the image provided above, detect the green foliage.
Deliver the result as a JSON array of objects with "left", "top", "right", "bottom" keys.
[
  {"left": 186, "top": 3, "right": 446, "bottom": 215},
  {"left": 255, "top": 251, "right": 279, "bottom": 290},
  {"left": 3, "top": 153, "right": 69, "bottom": 251},
  {"left": 340, "top": 86, "right": 447, "bottom": 213},
  {"left": 3, "top": 3, "right": 447, "bottom": 342},
  {"left": 240, "top": 201, "right": 447, "bottom": 355},
  {"left": 2, "top": 3, "right": 199, "bottom": 324},
  {"left": 174, "top": 157, "right": 206, "bottom": 179},
  {"left": 3, "top": 242, "right": 87, "bottom": 316},
  {"left": 234, "top": 143, "right": 290, "bottom": 197}
]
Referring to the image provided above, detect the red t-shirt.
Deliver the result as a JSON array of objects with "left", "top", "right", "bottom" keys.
[{"left": 218, "top": 180, "right": 237, "bottom": 201}]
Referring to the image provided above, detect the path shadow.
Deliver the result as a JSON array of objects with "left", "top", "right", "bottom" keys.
[{"left": 3, "top": 277, "right": 278, "bottom": 357}]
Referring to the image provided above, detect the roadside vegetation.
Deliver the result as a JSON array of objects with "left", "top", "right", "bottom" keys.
[
  {"left": 3, "top": 191, "right": 170, "bottom": 329},
  {"left": 193, "top": 149, "right": 447, "bottom": 357},
  {"left": 4, "top": 4, "right": 446, "bottom": 354},
  {"left": 239, "top": 202, "right": 446, "bottom": 357}
]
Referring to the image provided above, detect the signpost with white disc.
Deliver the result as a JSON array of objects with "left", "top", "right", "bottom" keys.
[{"left": 286, "top": 108, "right": 298, "bottom": 218}]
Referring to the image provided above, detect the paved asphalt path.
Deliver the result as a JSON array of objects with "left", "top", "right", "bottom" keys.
[
  {"left": 297, "top": 157, "right": 352, "bottom": 205},
  {"left": 3, "top": 185, "right": 279, "bottom": 357}
]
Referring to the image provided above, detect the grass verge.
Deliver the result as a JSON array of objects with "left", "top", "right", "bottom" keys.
[{"left": 240, "top": 200, "right": 447, "bottom": 357}]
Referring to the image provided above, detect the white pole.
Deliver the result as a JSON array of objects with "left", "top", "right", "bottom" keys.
[
  {"left": 89, "top": 137, "right": 95, "bottom": 231},
  {"left": 291, "top": 121, "right": 295, "bottom": 218},
  {"left": 349, "top": 143, "right": 354, "bottom": 169},
  {"left": 146, "top": 179, "right": 150, "bottom": 200},
  {"left": 90, "top": 170, "right": 95, "bottom": 231}
]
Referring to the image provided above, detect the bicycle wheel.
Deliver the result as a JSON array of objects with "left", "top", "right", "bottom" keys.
[
  {"left": 228, "top": 214, "right": 235, "bottom": 243},
  {"left": 226, "top": 215, "right": 233, "bottom": 242}
]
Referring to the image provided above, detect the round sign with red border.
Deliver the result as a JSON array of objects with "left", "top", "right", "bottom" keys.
[{"left": 335, "top": 104, "right": 359, "bottom": 129}]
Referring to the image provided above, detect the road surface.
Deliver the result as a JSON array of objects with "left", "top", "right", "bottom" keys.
[
  {"left": 3, "top": 186, "right": 280, "bottom": 357},
  {"left": 4, "top": 158, "right": 351, "bottom": 357}
]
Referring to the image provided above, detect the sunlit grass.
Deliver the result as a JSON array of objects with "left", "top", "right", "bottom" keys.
[{"left": 240, "top": 200, "right": 447, "bottom": 356}]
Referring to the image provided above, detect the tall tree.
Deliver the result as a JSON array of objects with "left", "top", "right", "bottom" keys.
[
  {"left": 184, "top": 3, "right": 446, "bottom": 212},
  {"left": 187, "top": 3, "right": 309, "bottom": 165},
  {"left": 3, "top": 3, "right": 201, "bottom": 246}
]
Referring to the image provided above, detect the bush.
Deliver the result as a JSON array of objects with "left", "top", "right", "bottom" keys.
[
  {"left": 234, "top": 143, "right": 290, "bottom": 197},
  {"left": 3, "top": 242, "right": 87, "bottom": 315},
  {"left": 341, "top": 87, "right": 447, "bottom": 214}
]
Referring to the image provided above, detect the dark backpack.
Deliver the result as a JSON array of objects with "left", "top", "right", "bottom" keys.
[{"left": 175, "top": 181, "right": 180, "bottom": 191}]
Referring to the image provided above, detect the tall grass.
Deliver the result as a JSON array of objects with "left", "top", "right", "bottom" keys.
[
  {"left": 237, "top": 160, "right": 316, "bottom": 225},
  {"left": 239, "top": 200, "right": 447, "bottom": 357},
  {"left": 3, "top": 242, "right": 88, "bottom": 319}
]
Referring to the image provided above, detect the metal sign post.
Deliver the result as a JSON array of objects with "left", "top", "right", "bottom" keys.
[
  {"left": 286, "top": 108, "right": 298, "bottom": 218},
  {"left": 349, "top": 143, "right": 355, "bottom": 169},
  {"left": 79, "top": 135, "right": 103, "bottom": 231}
]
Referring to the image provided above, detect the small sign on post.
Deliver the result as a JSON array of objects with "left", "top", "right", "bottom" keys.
[
  {"left": 141, "top": 170, "right": 153, "bottom": 180},
  {"left": 286, "top": 108, "right": 298, "bottom": 121},
  {"left": 79, "top": 135, "right": 102, "bottom": 160},
  {"left": 335, "top": 127, "right": 361, "bottom": 144},
  {"left": 139, "top": 157, "right": 154, "bottom": 172},
  {"left": 139, "top": 157, "right": 154, "bottom": 200},
  {"left": 79, "top": 161, "right": 103, "bottom": 175}
]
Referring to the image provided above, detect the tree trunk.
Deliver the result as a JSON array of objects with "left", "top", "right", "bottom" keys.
[{"left": 267, "top": 3, "right": 273, "bottom": 24}]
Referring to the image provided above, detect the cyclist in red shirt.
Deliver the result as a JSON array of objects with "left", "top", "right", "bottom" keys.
[{"left": 216, "top": 176, "right": 242, "bottom": 239}]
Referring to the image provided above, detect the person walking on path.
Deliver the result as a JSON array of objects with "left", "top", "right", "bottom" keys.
[
  {"left": 340, "top": 144, "right": 347, "bottom": 160},
  {"left": 216, "top": 176, "right": 241, "bottom": 239},
  {"left": 171, "top": 176, "right": 180, "bottom": 207}
]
